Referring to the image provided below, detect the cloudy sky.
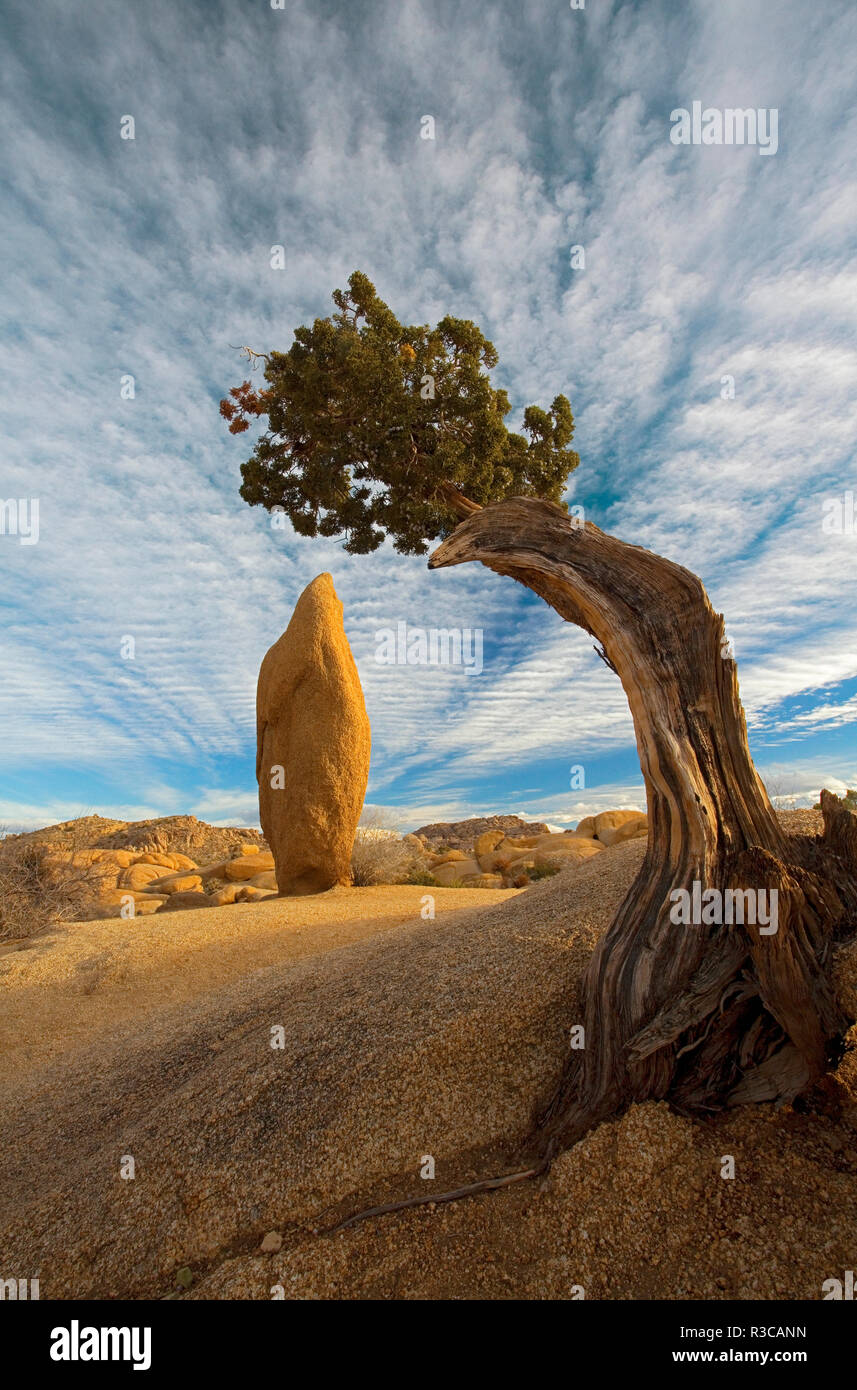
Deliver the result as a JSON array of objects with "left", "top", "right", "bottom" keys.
[{"left": 1, "top": 0, "right": 855, "bottom": 834}]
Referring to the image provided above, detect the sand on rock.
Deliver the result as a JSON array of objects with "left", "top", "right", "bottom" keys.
[{"left": 1, "top": 811, "right": 855, "bottom": 1301}]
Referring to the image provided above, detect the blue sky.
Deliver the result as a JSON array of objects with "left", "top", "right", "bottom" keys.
[{"left": 1, "top": 0, "right": 855, "bottom": 834}]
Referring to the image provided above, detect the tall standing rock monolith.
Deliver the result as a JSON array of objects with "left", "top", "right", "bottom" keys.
[{"left": 256, "top": 573, "right": 370, "bottom": 895}]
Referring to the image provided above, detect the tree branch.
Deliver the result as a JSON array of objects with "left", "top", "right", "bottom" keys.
[
  {"left": 229, "top": 345, "right": 271, "bottom": 370},
  {"left": 593, "top": 643, "right": 619, "bottom": 676},
  {"left": 436, "top": 481, "right": 482, "bottom": 520}
]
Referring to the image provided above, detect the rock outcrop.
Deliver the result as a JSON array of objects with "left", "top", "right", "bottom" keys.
[
  {"left": 413, "top": 815, "right": 550, "bottom": 851},
  {"left": 3, "top": 815, "right": 266, "bottom": 863},
  {"left": 592, "top": 809, "right": 647, "bottom": 846},
  {"left": 256, "top": 574, "right": 371, "bottom": 895}
]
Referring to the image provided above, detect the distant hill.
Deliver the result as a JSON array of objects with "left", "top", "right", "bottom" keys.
[
  {"left": 2, "top": 814, "right": 266, "bottom": 865},
  {"left": 413, "top": 814, "right": 551, "bottom": 850}
]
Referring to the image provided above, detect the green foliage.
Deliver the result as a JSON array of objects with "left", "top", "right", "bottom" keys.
[
  {"left": 526, "top": 862, "right": 562, "bottom": 880},
  {"left": 222, "top": 271, "right": 579, "bottom": 555},
  {"left": 402, "top": 870, "right": 441, "bottom": 887}
]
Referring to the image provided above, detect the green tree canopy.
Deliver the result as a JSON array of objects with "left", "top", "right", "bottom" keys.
[{"left": 221, "top": 270, "right": 579, "bottom": 554}]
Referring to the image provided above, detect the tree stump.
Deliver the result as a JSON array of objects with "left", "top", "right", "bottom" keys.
[{"left": 429, "top": 498, "right": 857, "bottom": 1153}]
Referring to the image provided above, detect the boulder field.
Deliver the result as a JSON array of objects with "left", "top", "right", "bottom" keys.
[
  {"left": 416, "top": 809, "right": 647, "bottom": 889},
  {"left": 39, "top": 844, "right": 280, "bottom": 919},
  {"left": 32, "top": 809, "right": 648, "bottom": 918}
]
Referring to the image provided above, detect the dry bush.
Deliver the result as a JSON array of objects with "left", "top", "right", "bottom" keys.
[
  {"left": 0, "top": 831, "right": 105, "bottom": 942},
  {"left": 350, "top": 811, "right": 423, "bottom": 887}
]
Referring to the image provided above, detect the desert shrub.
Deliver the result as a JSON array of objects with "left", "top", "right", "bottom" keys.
[
  {"left": 350, "top": 811, "right": 423, "bottom": 886},
  {"left": 763, "top": 770, "right": 801, "bottom": 811},
  {"left": 0, "top": 835, "right": 104, "bottom": 942},
  {"left": 402, "top": 870, "right": 440, "bottom": 887},
  {"left": 527, "top": 862, "right": 562, "bottom": 881}
]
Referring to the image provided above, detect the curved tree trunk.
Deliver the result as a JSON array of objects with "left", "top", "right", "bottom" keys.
[{"left": 429, "top": 498, "right": 856, "bottom": 1155}]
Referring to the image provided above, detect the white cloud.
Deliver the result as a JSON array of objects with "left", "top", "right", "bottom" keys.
[{"left": 0, "top": 0, "right": 855, "bottom": 830}]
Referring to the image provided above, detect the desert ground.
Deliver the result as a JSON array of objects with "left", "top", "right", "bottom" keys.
[{"left": 1, "top": 812, "right": 855, "bottom": 1301}]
